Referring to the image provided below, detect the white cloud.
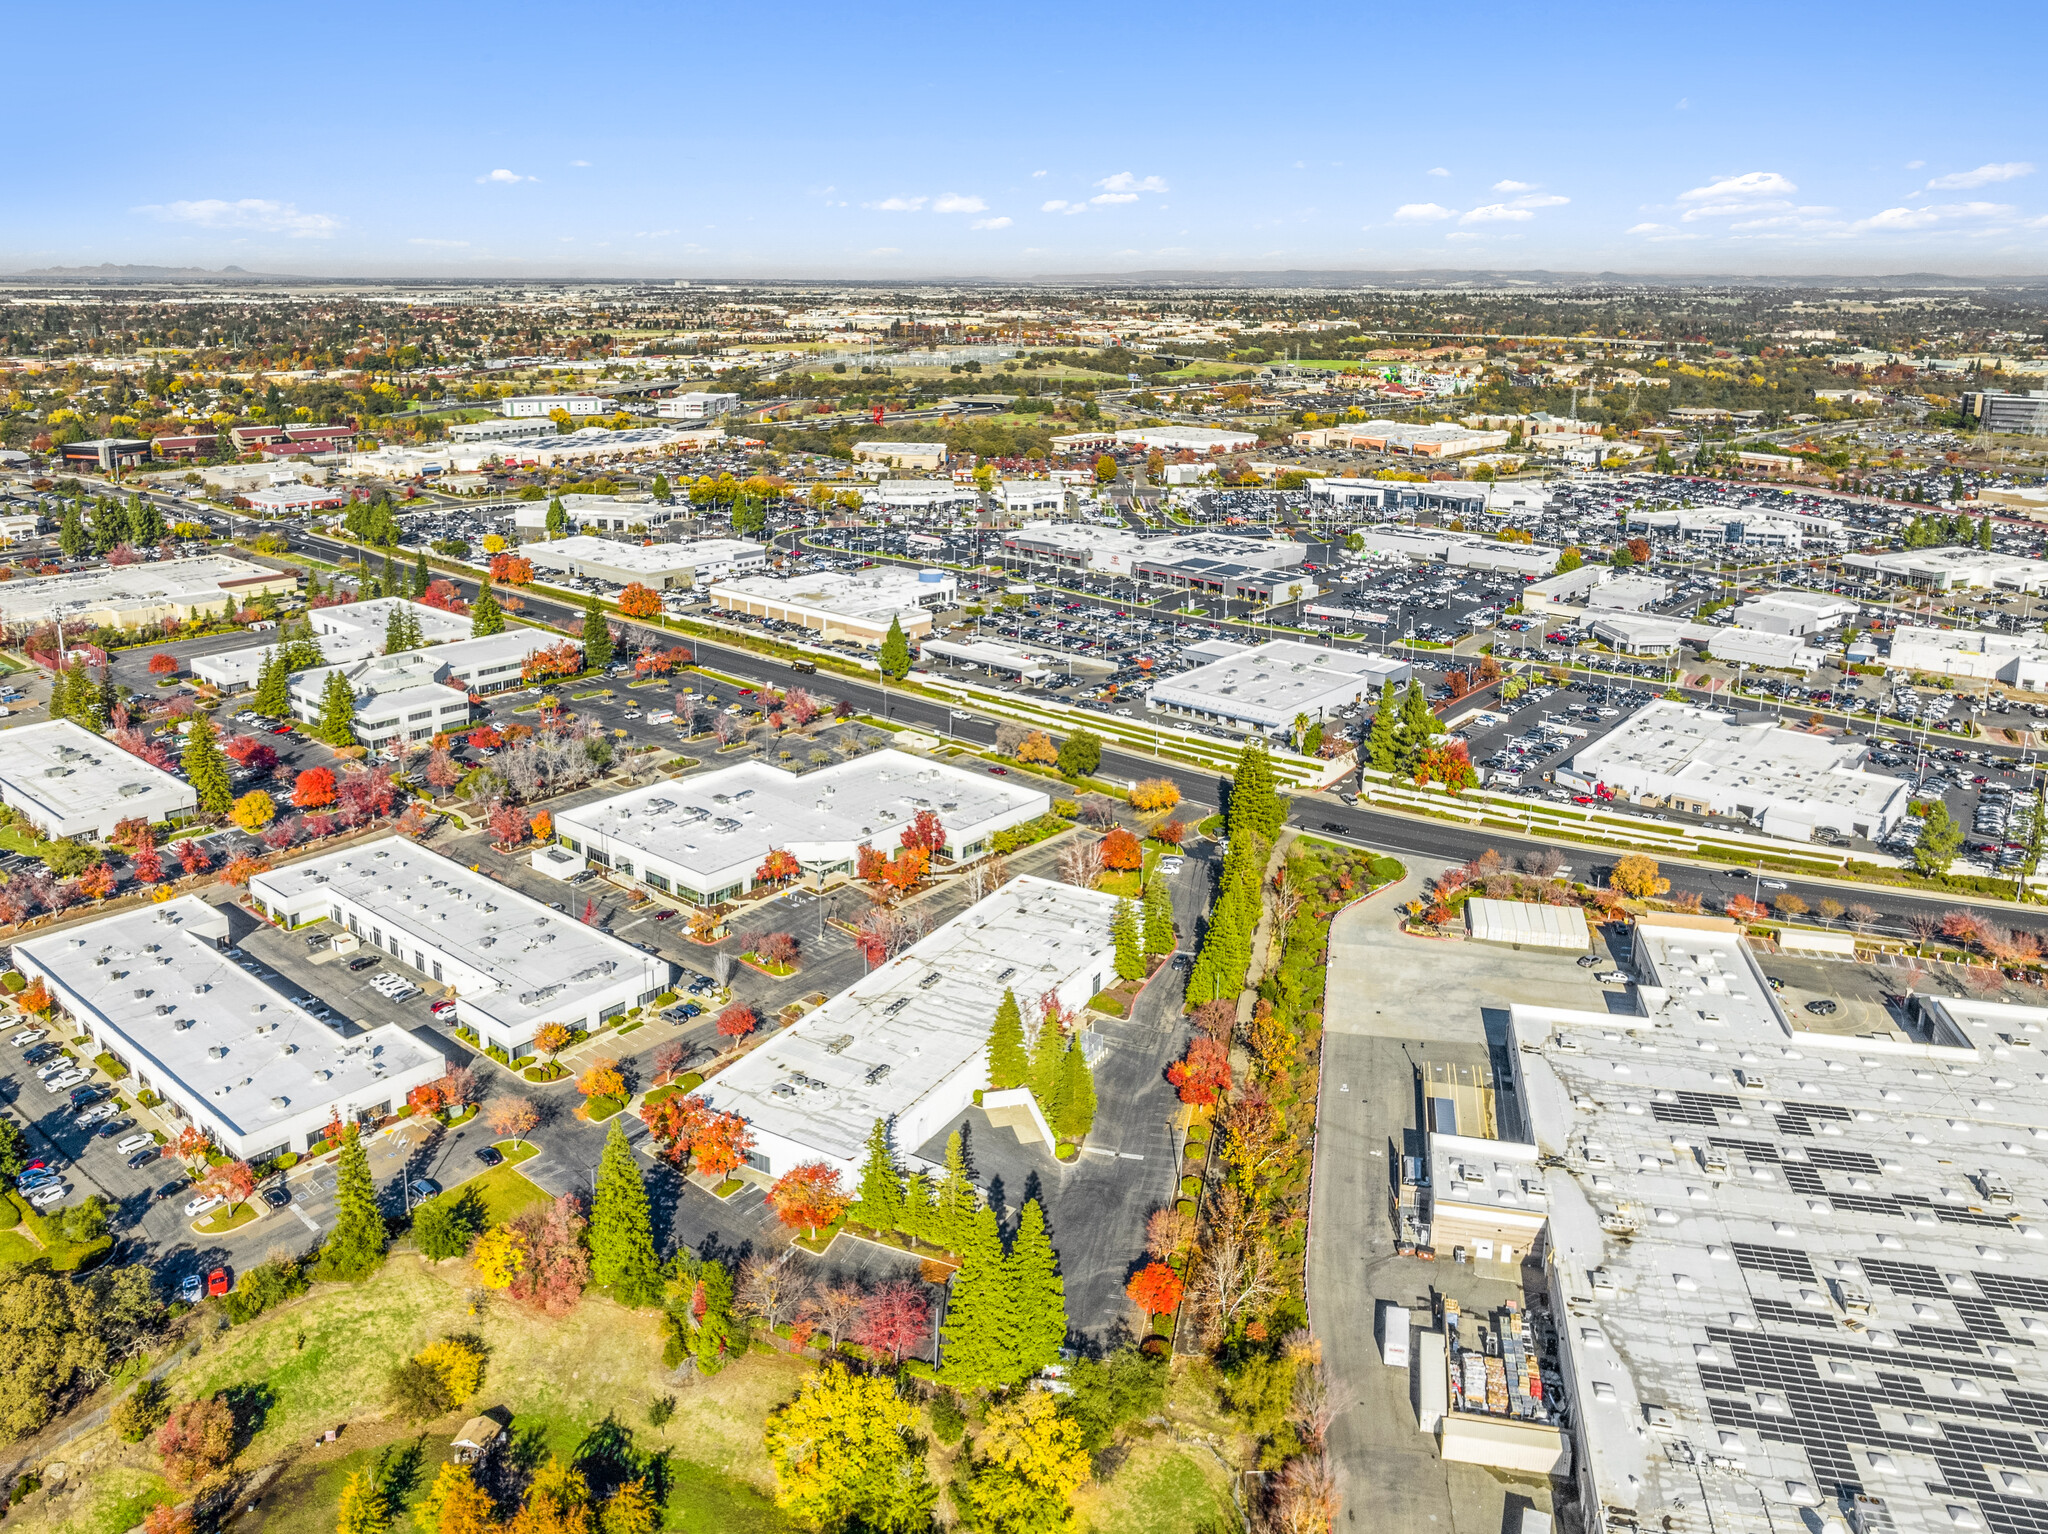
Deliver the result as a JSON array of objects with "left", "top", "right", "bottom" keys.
[
  {"left": 408, "top": 237, "right": 469, "bottom": 248},
  {"left": 1090, "top": 192, "right": 1139, "bottom": 205},
  {"left": 868, "top": 196, "right": 927, "bottom": 211},
  {"left": 1393, "top": 202, "right": 1456, "bottom": 222},
  {"left": 1041, "top": 199, "right": 1085, "bottom": 215},
  {"left": 1856, "top": 206, "right": 1940, "bottom": 230},
  {"left": 931, "top": 193, "right": 986, "bottom": 213},
  {"left": 1031, "top": 169, "right": 1047, "bottom": 178},
  {"left": 1927, "top": 161, "right": 2033, "bottom": 189},
  {"left": 868, "top": 247, "right": 900, "bottom": 255},
  {"left": 1906, "top": 159, "right": 1925, "bottom": 169},
  {"left": 1095, "top": 172, "right": 1167, "bottom": 194},
  {"left": 137, "top": 198, "right": 342, "bottom": 237},
  {"left": 1492, "top": 179, "right": 1535, "bottom": 192},
  {"left": 1680, "top": 171, "right": 1797, "bottom": 202},
  {"left": 570, "top": 159, "right": 590, "bottom": 168},
  {"left": 1460, "top": 204, "right": 1534, "bottom": 224},
  {"left": 1513, "top": 193, "right": 1569, "bottom": 209},
  {"left": 478, "top": 169, "right": 535, "bottom": 184},
  {"left": 1426, "top": 166, "right": 1450, "bottom": 177},
  {"left": 1626, "top": 222, "right": 1673, "bottom": 234},
  {"left": 970, "top": 216, "right": 1012, "bottom": 230}
]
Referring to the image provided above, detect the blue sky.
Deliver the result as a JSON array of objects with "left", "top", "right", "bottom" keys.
[{"left": 6, "top": 1, "right": 2045, "bottom": 279}]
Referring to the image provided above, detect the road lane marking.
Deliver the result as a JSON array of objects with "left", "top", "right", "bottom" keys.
[{"left": 292, "top": 1204, "right": 320, "bottom": 1232}]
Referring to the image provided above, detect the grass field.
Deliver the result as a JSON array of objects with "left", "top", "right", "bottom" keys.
[{"left": 418, "top": 1158, "right": 552, "bottom": 1229}]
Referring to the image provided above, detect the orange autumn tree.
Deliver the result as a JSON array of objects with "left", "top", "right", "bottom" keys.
[
  {"left": 692, "top": 1109, "right": 754, "bottom": 1179},
  {"left": 1126, "top": 1261, "right": 1184, "bottom": 1316},
  {"left": 1100, "top": 827, "right": 1142, "bottom": 872},
  {"left": 577, "top": 1058, "right": 625, "bottom": 1102},
  {"left": 768, "top": 1162, "right": 851, "bottom": 1239},
  {"left": 618, "top": 583, "right": 662, "bottom": 619}
]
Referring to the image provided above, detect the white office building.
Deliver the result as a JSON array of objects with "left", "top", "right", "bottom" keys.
[
  {"left": 0, "top": 719, "right": 196, "bottom": 838},
  {"left": 288, "top": 630, "right": 562, "bottom": 747},
  {"left": 15, "top": 896, "right": 445, "bottom": 1161},
  {"left": 1559, "top": 699, "right": 1909, "bottom": 842},
  {"left": 864, "top": 480, "right": 979, "bottom": 515},
  {"left": 524, "top": 535, "right": 767, "bottom": 591},
  {"left": 1728, "top": 592, "right": 1857, "bottom": 637},
  {"left": 853, "top": 441, "right": 948, "bottom": 471},
  {"left": 498, "top": 394, "right": 608, "bottom": 418},
  {"left": 250, "top": 839, "right": 672, "bottom": 1060},
  {"left": 193, "top": 598, "right": 474, "bottom": 694},
  {"left": 449, "top": 417, "right": 546, "bottom": 444},
  {"left": 654, "top": 392, "right": 739, "bottom": 420},
  {"left": 1887, "top": 625, "right": 2048, "bottom": 688},
  {"left": 1844, "top": 547, "right": 2048, "bottom": 592},
  {"left": 1356, "top": 527, "right": 1560, "bottom": 579},
  {"left": 708, "top": 567, "right": 956, "bottom": 646},
  {"left": 1149, "top": 638, "right": 1409, "bottom": 735},
  {"left": 241, "top": 481, "right": 348, "bottom": 515},
  {"left": 555, "top": 749, "right": 1046, "bottom": 907},
  {"left": 696, "top": 877, "right": 1120, "bottom": 1181},
  {"left": 1112, "top": 425, "right": 1259, "bottom": 455}
]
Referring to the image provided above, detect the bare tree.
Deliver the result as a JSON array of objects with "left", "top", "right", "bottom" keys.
[
  {"left": 994, "top": 721, "right": 1030, "bottom": 756},
  {"left": 1077, "top": 793, "right": 1118, "bottom": 828},
  {"left": 1290, "top": 1357, "right": 1334, "bottom": 1448},
  {"left": 712, "top": 951, "right": 735, "bottom": 988},
  {"left": 736, "top": 1254, "right": 812, "bottom": 1332},
  {"left": 1520, "top": 847, "right": 1565, "bottom": 879},
  {"left": 1058, "top": 836, "right": 1105, "bottom": 889},
  {"left": 1187, "top": 1186, "right": 1278, "bottom": 1348},
  {"left": 1264, "top": 1449, "right": 1339, "bottom": 1534},
  {"left": 963, "top": 851, "right": 1011, "bottom": 905},
  {"left": 804, "top": 1282, "right": 866, "bottom": 1349},
  {"left": 1907, "top": 912, "right": 1939, "bottom": 954},
  {"left": 1846, "top": 902, "right": 1880, "bottom": 934}
]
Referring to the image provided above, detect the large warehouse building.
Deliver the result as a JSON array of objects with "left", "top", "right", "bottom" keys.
[
  {"left": 696, "top": 876, "right": 1121, "bottom": 1181},
  {"left": 0, "top": 719, "right": 196, "bottom": 838},
  {"left": 1148, "top": 638, "right": 1408, "bottom": 736},
  {"left": 194, "top": 597, "right": 474, "bottom": 692},
  {"left": 15, "top": 896, "right": 445, "bottom": 1161},
  {"left": 524, "top": 535, "right": 767, "bottom": 590},
  {"left": 708, "top": 568, "right": 956, "bottom": 647},
  {"left": 1558, "top": 700, "right": 1910, "bottom": 842},
  {"left": 0, "top": 555, "right": 296, "bottom": 631},
  {"left": 250, "top": 838, "right": 671, "bottom": 1061},
  {"left": 555, "top": 749, "right": 1047, "bottom": 906}
]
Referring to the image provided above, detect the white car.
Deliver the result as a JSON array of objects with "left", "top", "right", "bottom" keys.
[
  {"left": 115, "top": 1133, "right": 154, "bottom": 1155},
  {"left": 43, "top": 1071, "right": 86, "bottom": 1094},
  {"left": 1760, "top": 879, "right": 1788, "bottom": 891},
  {"left": 28, "top": 1185, "right": 66, "bottom": 1208},
  {"left": 183, "top": 1193, "right": 225, "bottom": 1219},
  {"left": 34, "top": 1060, "right": 70, "bottom": 1080},
  {"left": 76, "top": 1102, "right": 116, "bottom": 1126},
  {"left": 1158, "top": 856, "right": 1185, "bottom": 874},
  {"left": 9, "top": 1029, "right": 45, "bottom": 1047},
  {"left": 1596, "top": 971, "right": 1631, "bottom": 985}
]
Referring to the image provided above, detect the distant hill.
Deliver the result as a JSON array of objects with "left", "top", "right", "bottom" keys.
[{"left": 0, "top": 264, "right": 315, "bottom": 284}]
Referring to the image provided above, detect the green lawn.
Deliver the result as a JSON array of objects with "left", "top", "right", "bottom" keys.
[
  {"left": 195, "top": 1202, "right": 261, "bottom": 1235},
  {"left": 5, "top": 1465, "right": 168, "bottom": 1534},
  {"left": 0, "top": 1230, "right": 39, "bottom": 1266},
  {"left": 1075, "top": 1440, "right": 1238, "bottom": 1534},
  {"left": 422, "top": 1160, "right": 552, "bottom": 1229}
]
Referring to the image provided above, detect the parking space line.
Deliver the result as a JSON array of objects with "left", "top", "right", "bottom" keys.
[{"left": 291, "top": 1204, "right": 320, "bottom": 1232}]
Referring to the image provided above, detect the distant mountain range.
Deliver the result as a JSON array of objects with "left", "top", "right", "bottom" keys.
[{"left": 0, "top": 264, "right": 314, "bottom": 284}]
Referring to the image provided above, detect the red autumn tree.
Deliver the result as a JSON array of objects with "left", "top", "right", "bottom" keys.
[
  {"left": 418, "top": 579, "right": 468, "bottom": 613},
  {"left": 202, "top": 1159, "right": 257, "bottom": 1213},
  {"left": 641, "top": 1092, "right": 708, "bottom": 1167},
  {"left": 488, "top": 802, "right": 527, "bottom": 846},
  {"left": 899, "top": 808, "right": 947, "bottom": 859},
  {"left": 147, "top": 652, "right": 179, "bottom": 676},
  {"left": 852, "top": 1282, "right": 931, "bottom": 1364},
  {"left": 618, "top": 583, "right": 662, "bottom": 618},
  {"left": 881, "top": 848, "right": 928, "bottom": 896},
  {"left": 1126, "top": 1261, "right": 1184, "bottom": 1316},
  {"left": 756, "top": 848, "right": 801, "bottom": 887},
  {"left": 1152, "top": 818, "right": 1187, "bottom": 847},
  {"left": 468, "top": 725, "right": 504, "bottom": 751},
  {"left": 75, "top": 864, "right": 116, "bottom": 901},
  {"left": 769, "top": 1162, "right": 851, "bottom": 1239},
  {"left": 129, "top": 844, "right": 163, "bottom": 885},
  {"left": 1101, "top": 826, "right": 1143, "bottom": 872},
  {"left": 224, "top": 735, "right": 278, "bottom": 775},
  {"left": 177, "top": 841, "right": 211, "bottom": 876},
  {"left": 156, "top": 1396, "right": 235, "bottom": 1489},
  {"left": 1167, "top": 1035, "right": 1232, "bottom": 1107},
  {"left": 691, "top": 1109, "right": 754, "bottom": 1179},
  {"left": 755, "top": 930, "right": 800, "bottom": 969},
  {"left": 489, "top": 553, "right": 535, "bottom": 586},
  {"left": 716, "top": 1002, "right": 758, "bottom": 1041},
  {"left": 291, "top": 767, "right": 337, "bottom": 809},
  {"left": 221, "top": 853, "right": 268, "bottom": 887},
  {"left": 856, "top": 843, "right": 889, "bottom": 887}
]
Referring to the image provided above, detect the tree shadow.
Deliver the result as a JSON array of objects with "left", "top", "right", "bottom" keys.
[
  {"left": 507, "top": 1422, "right": 552, "bottom": 1474},
  {"left": 375, "top": 1438, "right": 428, "bottom": 1505},
  {"left": 574, "top": 1412, "right": 642, "bottom": 1502},
  {"left": 222, "top": 1380, "right": 276, "bottom": 1444}
]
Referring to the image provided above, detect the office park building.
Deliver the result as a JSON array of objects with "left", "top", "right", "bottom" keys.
[
  {"left": 555, "top": 749, "right": 1047, "bottom": 906},
  {"left": 249, "top": 838, "right": 672, "bottom": 1060}
]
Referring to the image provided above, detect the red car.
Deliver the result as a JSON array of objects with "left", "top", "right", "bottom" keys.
[
  {"left": 987, "top": 766, "right": 1009, "bottom": 775},
  {"left": 206, "top": 1267, "right": 230, "bottom": 1298},
  {"left": 268, "top": 724, "right": 294, "bottom": 735}
]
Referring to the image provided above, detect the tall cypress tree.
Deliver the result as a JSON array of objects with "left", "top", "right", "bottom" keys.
[
  {"left": 1027, "top": 1009, "right": 1065, "bottom": 1108},
  {"left": 853, "top": 1117, "right": 905, "bottom": 1232},
  {"left": 899, "top": 1170, "right": 937, "bottom": 1246},
  {"left": 581, "top": 598, "right": 614, "bottom": 671},
  {"left": 380, "top": 549, "right": 397, "bottom": 598},
  {"left": 878, "top": 616, "right": 912, "bottom": 679},
  {"left": 589, "top": 1120, "right": 664, "bottom": 1305},
  {"left": 1112, "top": 899, "right": 1143, "bottom": 981},
  {"left": 1365, "top": 679, "right": 1400, "bottom": 773},
  {"left": 545, "top": 495, "right": 568, "bottom": 538},
  {"left": 58, "top": 501, "right": 86, "bottom": 558},
  {"left": 1398, "top": 680, "right": 1441, "bottom": 774},
  {"left": 934, "top": 1132, "right": 977, "bottom": 1254},
  {"left": 987, "top": 988, "right": 1028, "bottom": 1092},
  {"left": 184, "top": 713, "right": 232, "bottom": 814},
  {"left": 1007, "top": 1199, "right": 1067, "bottom": 1379},
  {"left": 940, "top": 1204, "right": 1014, "bottom": 1390},
  {"left": 134, "top": 498, "right": 165, "bottom": 546},
  {"left": 1054, "top": 1035, "right": 1096, "bottom": 1139},
  {"left": 47, "top": 662, "right": 73, "bottom": 724},
  {"left": 320, "top": 1124, "right": 387, "bottom": 1279},
  {"left": 470, "top": 577, "right": 505, "bottom": 638},
  {"left": 316, "top": 669, "right": 359, "bottom": 746},
  {"left": 1142, "top": 877, "right": 1175, "bottom": 957},
  {"left": 383, "top": 605, "right": 410, "bottom": 655},
  {"left": 252, "top": 649, "right": 289, "bottom": 718},
  {"left": 412, "top": 548, "right": 430, "bottom": 597},
  {"left": 71, "top": 663, "right": 106, "bottom": 731},
  {"left": 1227, "top": 738, "right": 1284, "bottom": 842}
]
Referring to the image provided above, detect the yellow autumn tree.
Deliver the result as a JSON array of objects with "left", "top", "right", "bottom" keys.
[
  {"left": 229, "top": 789, "right": 276, "bottom": 833},
  {"left": 1609, "top": 853, "right": 1670, "bottom": 899},
  {"left": 1015, "top": 731, "right": 1058, "bottom": 767},
  {"left": 415, "top": 1337, "right": 487, "bottom": 1404},
  {"left": 1130, "top": 778, "right": 1181, "bottom": 814},
  {"left": 472, "top": 1226, "right": 528, "bottom": 1290},
  {"left": 415, "top": 1463, "right": 501, "bottom": 1534},
  {"left": 957, "top": 1389, "right": 1093, "bottom": 1534}
]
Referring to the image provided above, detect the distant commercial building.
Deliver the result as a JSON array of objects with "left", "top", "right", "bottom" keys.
[
  {"left": 1585, "top": 615, "right": 1823, "bottom": 674},
  {"left": 1356, "top": 527, "right": 1559, "bottom": 579},
  {"left": 1624, "top": 506, "right": 1832, "bottom": 551},
  {"left": 654, "top": 392, "right": 740, "bottom": 421},
  {"left": 1887, "top": 625, "right": 2048, "bottom": 688},
  {"left": 1962, "top": 389, "right": 2048, "bottom": 434},
  {"left": 1112, "top": 425, "right": 1259, "bottom": 455},
  {"left": 251, "top": 838, "right": 670, "bottom": 1062},
  {"left": 193, "top": 598, "right": 472, "bottom": 693},
  {"left": 1520, "top": 566, "right": 1670, "bottom": 621},
  {"left": 1843, "top": 546, "right": 2048, "bottom": 592},
  {"left": 507, "top": 491, "right": 682, "bottom": 535},
  {"left": 0, "top": 555, "right": 295, "bottom": 631},
  {"left": 1974, "top": 484, "right": 2048, "bottom": 517},
  {"left": 1000, "top": 521, "right": 1305, "bottom": 578},
  {"left": 864, "top": 480, "right": 979, "bottom": 515},
  {"left": 1559, "top": 699, "right": 1909, "bottom": 841},
  {"left": 288, "top": 630, "right": 565, "bottom": 747},
  {"left": 241, "top": 481, "right": 348, "bottom": 515},
  {"left": 0, "top": 719, "right": 195, "bottom": 838},
  {"left": 1308, "top": 478, "right": 1492, "bottom": 520},
  {"left": 556, "top": 749, "right": 1046, "bottom": 907},
  {"left": 853, "top": 441, "right": 947, "bottom": 471},
  {"left": 524, "top": 535, "right": 766, "bottom": 590},
  {"left": 1149, "top": 638, "right": 1408, "bottom": 735},
  {"left": 498, "top": 394, "right": 608, "bottom": 419},
  {"left": 447, "top": 417, "right": 542, "bottom": 444},
  {"left": 15, "top": 896, "right": 444, "bottom": 1162},
  {"left": 57, "top": 439, "right": 150, "bottom": 472},
  {"left": 695, "top": 876, "right": 1119, "bottom": 1181},
  {"left": 150, "top": 433, "right": 217, "bottom": 461},
  {"left": 708, "top": 567, "right": 955, "bottom": 647},
  {"left": 1334, "top": 421, "right": 1510, "bottom": 459},
  {"left": 1728, "top": 592, "right": 1856, "bottom": 637},
  {"left": 488, "top": 425, "right": 722, "bottom": 469}
]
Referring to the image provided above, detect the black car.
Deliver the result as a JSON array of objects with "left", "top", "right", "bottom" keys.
[
  {"left": 95, "top": 1119, "right": 130, "bottom": 1139},
  {"left": 347, "top": 955, "right": 379, "bottom": 972},
  {"left": 67, "top": 1087, "right": 104, "bottom": 1108},
  {"left": 260, "top": 1185, "right": 291, "bottom": 1209},
  {"left": 23, "top": 1044, "right": 56, "bottom": 1065},
  {"left": 155, "top": 1179, "right": 188, "bottom": 1200},
  {"left": 473, "top": 1145, "right": 503, "bottom": 1168},
  {"left": 127, "top": 1148, "right": 159, "bottom": 1170}
]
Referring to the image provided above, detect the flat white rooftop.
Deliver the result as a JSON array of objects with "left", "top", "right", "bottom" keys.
[
  {"left": 524, "top": 535, "right": 765, "bottom": 577},
  {"left": 1149, "top": 638, "right": 1406, "bottom": 730},
  {"left": 698, "top": 875, "right": 1119, "bottom": 1169},
  {"left": 0, "top": 718, "right": 195, "bottom": 834},
  {"left": 16, "top": 895, "right": 440, "bottom": 1149},
  {"left": 0, "top": 554, "right": 289, "bottom": 625}
]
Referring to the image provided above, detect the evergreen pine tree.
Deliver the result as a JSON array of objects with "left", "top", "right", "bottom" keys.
[
  {"left": 1142, "top": 877, "right": 1175, "bottom": 957},
  {"left": 1112, "top": 899, "right": 1144, "bottom": 981},
  {"left": 1027, "top": 1008, "right": 1065, "bottom": 1108},
  {"left": 1365, "top": 679, "right": 1401, "bottom": 773},
  {"left": 316, "top": 669, "right": 359, "bottom": 747},
  {"left": 362, "top": 572, "right": 382, "bottom": 601},
  {"left": 252, "top": 650, "right": 289, "bottom": 718},
  {"left": 853, "top": 1117, "right": 905, "bottom": 1232},
  {"left": 47, "top": 661, "right": 73, "bottom": 724},
  {"left": 878, "top": 616, "right": 912, "bottom": 679},
  {"left": 134, "top": 499, "right": 165, "bottom": 545},
  {"left": 934, "top": 1132, "right": 977, "bottom": 1254},
  {"left": 381, "top": 549, "right": 397, "bottom": 597},
  {"left": 1227, "top": 738, "right": 1284, "bottom": 841},
  {"left": 92, "top": 499, "right": 125, "bottom": 553},
  {"left": 940, "top": 1204, "right": 1014, "bottom": 1390},
  {"left": 1398, "top": 680, "right": 1441, "bottom": 775},
  {"left": 413, "top": 548, "right": 430, "bottom": 597},
  {"left": 898, "top": 1170, "right": 936, "bottom": 1245},
  {"left": 470, "top": 577, "right": 506, "bottom": 637},
  {"left": 319, "top": 1124, "right": 387, "bottom": 1279},
  {"left": 581, "top": 598, "right": 614, "bottom": 670},
  {"left": 987, "top": 988, "right": 1028, "bottom": 1091},
  {"left": 69, "top": 663, "right": 106, "bottom": 731},
  {"left": 1006, "top": 1199, "right": 1067, "bottom": 1378},
  {"left": 1053, "top": 1034, "right": 1096, "bottom": 1139},
  {"left": 384, "top": 605, "right": 410, "bottom": 655},
  {"left": 183, "top": 713, "right": 232, "bottom": 814},
  {"left": 589, "top": 1120, "right": 664, "bottom": 1305},
  {"left": 58, "top": 501, "right": 86, "bottom": 558},
  {"left": 546, "top": 496, "right": 568, "bottom": 538}
]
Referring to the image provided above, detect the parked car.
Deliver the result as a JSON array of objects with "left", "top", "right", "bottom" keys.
[
  {"left": 261, "top": 1185, "right": 291, "bottom": 1209},
  {"left": 127, "top": 1148, "right": 160, "bottom": 1170},
  {"left": 183, "top": 1193, "right": 225, "bottom": 1219},
  {"left": 474, "top": 1146, "right": 503, "bottom": 1168},
  {"left": 115, "top": 1132, "right": 154, "bottom": 1155},
  {"left": 430, "top": 999, "right": 457, "bottom": 1017},
  {"left": 43, "top": 1072, "right": 86, "bottom": 1094},
  {"left": 28, "top": 1185, "right": 65, "bottom": 1208},
  {"left": 9, "top": 1029, "right": 46, "bottom": 1047},
  {"left": 206, "top": 1268, "right": 230, "bottom": 1298},
  {"left": 347, "top": 956, "right": 379, "bottom": 972},
  {"left": 178, "top": 1273, "right": 204, "bottom": 1304},
  {"left": 407, "top": 1178, "right": 442, "bottom": 1201}
]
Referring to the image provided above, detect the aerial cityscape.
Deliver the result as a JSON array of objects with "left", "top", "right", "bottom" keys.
[{"left": 1, "top": 4, "right": 2047, "bottom": 1534}]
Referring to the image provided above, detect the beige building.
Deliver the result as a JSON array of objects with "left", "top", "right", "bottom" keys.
[
  {"left": 852, "top": 441, "right": 948, "bottom": 471},
  {"left": 0, "top": 556, "right": 296, "bottom": 631}
]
